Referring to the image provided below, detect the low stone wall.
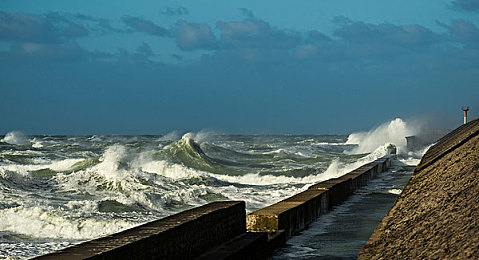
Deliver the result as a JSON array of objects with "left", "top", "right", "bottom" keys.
[
  {"left": 247, "top": 155, "right": 394, "bottom": 237},
  {"left": 35, "top": 201, "right": 245, "bottom": 260},
  {"left": 246, "top": 189, "right": 328, "bottom": 237}
]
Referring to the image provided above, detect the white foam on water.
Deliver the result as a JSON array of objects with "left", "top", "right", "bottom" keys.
[
  {"left": 210, "top": 183, "right": 308, "bottom": 212},
  {"left": 135, "top": 152, "right": 205, "bottom": 180},
  {"left": 122, "top": 153, "right": 308, "bottom": 210},
  {"left": 1, "top": 149, "right": 43, "bottom": 156},
  {"left": 388, "top": 189, "right": 402, "bottom": 195},
  {"left": 0, "top": 205, "right": 135, "bottom": 239},
  {"left": 322, "top": 143, "right": 391, "bottom": 178},
  {"left": 0, "top": 158, "right": 84, "bottom": 179},
  {"left": 394, "top": 142, "right": 434, "bottom": 166},
  {"left": 96, "top": 146, "right": 305, "bottom": 211},
  {"left": 312, "top": 142, "right": 349, "bottom": 146},
  {"left": 346, "top": 118, "right": 417, "bottom": 155},
  {"left": 93, "top": 144, "right": 133, "bottom": 186},
  {"left": 48, "top": 159, "right": 85, "bottom": 171},
  {"left": 52, "top": 144, "right": 213, "bottom": 212},
  {"left": 398, "top": 157, "right": 421, "bottom": 166},
  {"left": 261, "top": 148, "right": 314, "bottom": 159},
  {"left": 207, "top": 143, "right": 391, "bottom": 187},
  {"left": 1, "top": 241, "right": 74, "bottom": 259},
  {"left": 52, "top": 143, "right": 311, "bottom": 212},
  {"left": 64, "top": 200, "right": 99, "bottom": 212},
  {"left": 262, "top": 148, "right": 288, "bottom": 155},
  {"left": 210, "top": 172, "right": 304, "bottom": 185},
  {"left": 31, "top": 138, "right": 44, "bottom": 148}
]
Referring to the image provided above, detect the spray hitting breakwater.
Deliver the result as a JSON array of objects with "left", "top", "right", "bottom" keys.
[
  {"left": 346, "top": 118, "right": 418, "bottom": 154},
  {"left": 0, "top": 118, "right": 422, "bottom": 259}
]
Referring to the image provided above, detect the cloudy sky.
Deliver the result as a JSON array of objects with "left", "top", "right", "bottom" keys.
[{"left": 1, "top": 0, "right": 478, "bottom": 134}]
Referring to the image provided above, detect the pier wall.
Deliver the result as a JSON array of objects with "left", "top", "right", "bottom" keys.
[
  {"left": 247, "top": 155, "right": 395, "bottom": 237},
  {"left": 35, "top": 201, "right": 246, "bottom": 260}
]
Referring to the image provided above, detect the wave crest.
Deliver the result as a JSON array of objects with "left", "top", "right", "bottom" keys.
[
  {"left": 0, "top": 205, "right": 134, "bottom": 239},
  {"left": 346, "top": 118, "right": 416, "bottom": 154},
  {"left": 1, "top": 131, "right": 28, "bottom": 145}
]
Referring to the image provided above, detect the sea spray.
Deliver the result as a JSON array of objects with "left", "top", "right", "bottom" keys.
[
  {"left": 158, "top": 131, "right": 181, "bottom": 142},
  {"left": 346, "top": 118, "right": 417, "bottom": 155},
  {"left": 1, "top": 131, "right": 28, "bottom": 145}
]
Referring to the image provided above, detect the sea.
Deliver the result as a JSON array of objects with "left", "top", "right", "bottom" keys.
[{"left": 0, "top": 118, "right": 427, "bottom": 259}]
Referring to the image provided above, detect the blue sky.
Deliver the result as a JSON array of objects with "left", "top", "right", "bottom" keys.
[{"left": 1, "top": 0, "right": 478, "bottom": 134}]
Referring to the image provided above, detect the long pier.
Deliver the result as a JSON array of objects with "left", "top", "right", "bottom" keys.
[
  {"left": 36, "top": 155, "right": 395, "bottom": 259},
  {"left": 246, "top": 155, "right": 393, "bottom": 237}
]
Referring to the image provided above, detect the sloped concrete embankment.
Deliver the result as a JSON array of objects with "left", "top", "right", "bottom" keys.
[
  {"left": 359, "top": 119, "right": 479, "bottom": 259},
  {"left": 36, "top": 155, "right": 395, "bottom": 259}
]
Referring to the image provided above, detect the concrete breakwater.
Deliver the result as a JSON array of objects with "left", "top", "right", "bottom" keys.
[
  {"left": 246, "top": 155, "right": 394, "bottom": 237},
  {"left": 36, "top": 155, "right": 395, "bottom": 259},
  {"left": 35, "top": 201, "right": 247, "bottom": 259},
  {"left": 359, "top": 119, "right": 479, "bottom": 259}
]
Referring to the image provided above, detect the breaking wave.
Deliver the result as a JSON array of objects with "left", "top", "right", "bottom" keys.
[
  {"left": 1, "top": 131, "right": 28, "bottom": 145},
  {"left": 0, "top": 205, "right": 135, "bottom": 240},
  {"left": 346, "top": 118, "right": 417, "bottom": 155}
]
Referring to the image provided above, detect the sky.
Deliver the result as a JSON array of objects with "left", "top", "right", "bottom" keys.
[{"left": 1, "top": 0, "right": 479, "bottom": 135}]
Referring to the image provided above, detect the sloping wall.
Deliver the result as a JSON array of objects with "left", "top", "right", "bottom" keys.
[{"left": 359, "top": 119, "right": 479, "bottom": 259}]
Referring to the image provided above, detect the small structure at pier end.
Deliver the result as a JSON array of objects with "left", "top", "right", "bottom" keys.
[{"left": 462, "top": 106, "right": 469, "bottom": 124}]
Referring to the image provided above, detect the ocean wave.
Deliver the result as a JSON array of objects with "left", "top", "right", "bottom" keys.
[
  {"left": 160, "top": 133, "right": 266, "bottom": 174},
  {"left": 0, "top": 205, "right": 135, "bottom": 240},
  {"left": 51, "top": 144, "right": 214, "bottom": 211},
  {"left": 1, "top": 131, "right": 28, "bottom": 145},
  {"left": 31, "top": 138, "right": 44, "bottom": 148},
  {"left": 346, "top": 118, "right": 417, "bottom": 155},
  {"left": 0, "top": 158, "right": 85, "bottom": 180}
]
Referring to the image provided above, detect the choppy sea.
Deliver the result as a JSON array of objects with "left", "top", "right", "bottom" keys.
[{"left": 0, "top": 118, "right": 426, "bottom": 259}]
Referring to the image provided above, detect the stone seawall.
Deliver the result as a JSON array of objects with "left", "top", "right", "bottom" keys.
[{"left": 359, "top": 119, "right": 479, "bottom": 259}]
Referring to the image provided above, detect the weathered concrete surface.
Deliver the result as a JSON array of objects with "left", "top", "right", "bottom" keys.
[
  {"left": 35, "top": 201, "right": 245, "bottom": 260},
  {"left": 196, "top": 232, "right": 268, "bottom": 260},
  {"left": 359, "top": 119, "right": 479, "bottom": 259},
  {"left": 415, "top": 119, "right": 479, "bottom": 173},
  {"left": 247, "top": 155, "right": 394, "bottom": 238},
  {"left": 246, "top": 190, "right": 328, "bottom": 236},
  {"left": 197, "top": 230, "right": 286, "bottom": 259}
]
